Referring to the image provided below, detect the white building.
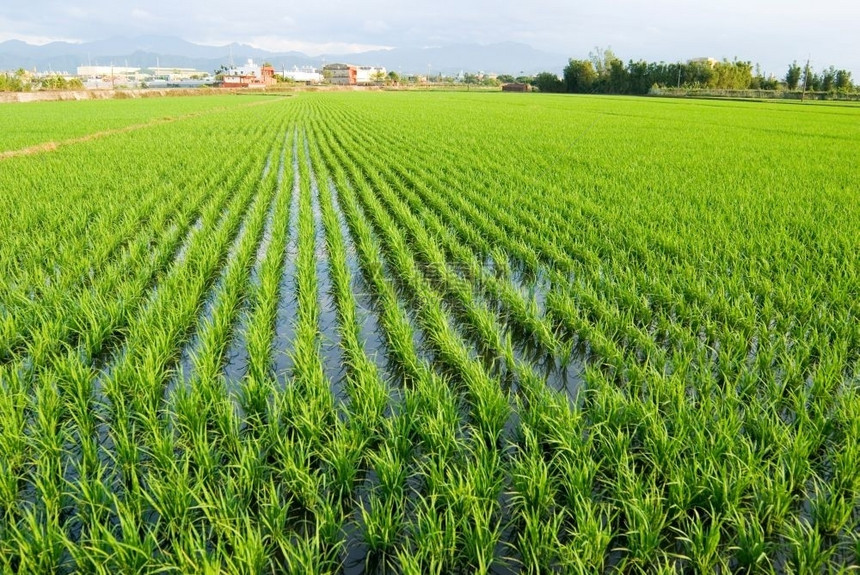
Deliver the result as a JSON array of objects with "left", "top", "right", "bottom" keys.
[
  {"left": 76, "top": 65, "right": 140, "bottom": 77},
  {"left": 149, "top": 67, "right": 206, "bottom": 80},
  {"left": 76, "top": 65, "right": 147, "bottom": 88},
  {"left": 282, "top": 66, "right": 323, "bottom": 84},
  {"left": 226, "top": 59, "right": 264, "bottom": 78},
  {"left": 355, "top": 65, "right": 387, "bottom": 85}
]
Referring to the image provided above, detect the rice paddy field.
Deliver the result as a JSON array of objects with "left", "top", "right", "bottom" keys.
[{"left": 0, "top": 91, "right": 858, "bottom": 573}]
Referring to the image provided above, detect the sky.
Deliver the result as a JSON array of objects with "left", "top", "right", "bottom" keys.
[{"left": 1, "top": 0, "right": 858, "bottom": 77}]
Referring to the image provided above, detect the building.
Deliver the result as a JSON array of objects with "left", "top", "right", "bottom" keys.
[
  {"left": 323, "top": 63, "right": 356, "bottom": 85},
  {"left": 76, "top": 65, "right": 147, "bottom": 88},
  {"left": 221, "top": 59, "right": 276, "bottom": 88},
  {"left": 502, "top": 82, "right": 531, "bottom": 92},
  {"left": 282, "top": 66, "right": 323, "bottom": 84},
  {"left": 149, "top": 67, "right": 206, "bottom": 81},
  {"left": 73, "top": 63, "right": 212, "bottom": 89},
  {"left": 147, "top": 66, "right": 212, "bottom": 88},
  {"left": 76, "top": 65, "right": 140, "bottom": 77},
  {"left": 323, "top": 63, "right": 386, "bottom": 85},
  {"left": 355, "top": 65, "right": 386, "bottom": 85}
]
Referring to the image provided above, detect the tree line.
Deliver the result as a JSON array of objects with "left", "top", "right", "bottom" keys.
[
  {"left": 1, "top": 69, "right": 84, "bottom": 92},
  {"left": 524, "top": 48, "right": 855, "bottom": 95}
]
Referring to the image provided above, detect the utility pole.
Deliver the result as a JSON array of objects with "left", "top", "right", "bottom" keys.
[{"left": 801, "top": 56, "right": 811, "bottom": 102}]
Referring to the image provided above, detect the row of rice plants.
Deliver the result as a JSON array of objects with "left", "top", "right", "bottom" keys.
[
  {"left": 345, "top": 94, "right": 857, "bottom": 497},
  {"left": 311, "top": 100, "right": 630, "bottom": 571},
  {"left": 369, "top": 94, "right": 857, "bottom": 405},
  {"left": 313, "top": 125, "right": 509, "bottom": 571},
  {"left": 0, "top": 112, "right": 272, "bottom": 500},
  {"left": 326, "top": 95, "right": 850, "bottom": 409},
  {"left": 144, "top": 131, "right": 288, "bottom": 571},
  {"left": 310, "top": 103, "right": 652, "bottom": 568},
  {"left": 319, "top": 103, "right": 566, "bottom": 381},
  {"left": 0, "top": 106, "right": 281, "bottom": 369},
  {"left": 236, "top": 127, "right": 295, "bottom": 418},
  {"left": 0, "top": 156, "right": 180, "bottom": 365},
  {"left": 298, "top": 93, "right": 859, "bottom": 571},
  {"left": 127, "top": 119, "right": 308, "bottom": 572},
  {"left": 83, "top": 120, "right": 282, "bottom": 571},
  {"left": 1, "top": 92, "right": 856, "bottom": 572},
  {"left": 328, "top": 122, "right": 592, "bottom": 571},
  {"left": 306, "top": 131, "right": 405, "bottom": 574},
  {"left": 322, "top": 111, "right": 576, "bottom": 569},
  {"left": 307, "top": 127, "right": 389, "bottom": 443},
  {"left": 0, "top": 101, "right": 292, "bottom": 571}
]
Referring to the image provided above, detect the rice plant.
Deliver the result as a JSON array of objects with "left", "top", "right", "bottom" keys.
[{"left": 1, "top": 91, "right": 857, "bottom": 572}]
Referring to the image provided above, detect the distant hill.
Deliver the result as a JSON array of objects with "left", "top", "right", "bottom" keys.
[{"left": 0, "top": 35, "right": 567, "bottom": 76}]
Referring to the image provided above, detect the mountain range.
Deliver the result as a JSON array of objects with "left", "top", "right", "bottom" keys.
[{"left": 0, "top": 35, "right": 567, "bottom": 76}]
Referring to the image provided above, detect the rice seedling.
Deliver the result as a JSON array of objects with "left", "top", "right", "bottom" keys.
[{"left": 1, "top": 91, "right": 857, "bottom": 572}]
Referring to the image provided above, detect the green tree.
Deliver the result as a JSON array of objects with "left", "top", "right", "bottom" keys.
[
  {"left": 6, "top": 69, "right": 31, "bottom": 92},
  {"left": 462, "top": 72, "right": 480, "bottom": 90},
  {"left": 749, "top": 64, "right": 778, "bottom": 90},
  {"left": 759, "top": 75, "right": 780, "bottom": 90},
  {"left": 588, "top": 46, "right": 617, "bottom": 77},
  {"left": 785, "top": 61, "right": 802, "bottom": 90},
  {"left": 532, "top": 72, "right": 564, "bottom": 93},
  {"left": 497, "top": 74, "right": 515, "bottom": 83},
  {"left": 685, "top": 61, "right": 715, "bottom": 87},
  {"left": 626, "top": 60, "right": 651, "bottom": 94},
  {"left": 38, "top": 75, "right": 68, "bottom": 90},
  {"left": 607, "top": 58, "right": 629, "bottom": 93},
  {"left": 563, "top": 59, "right": 596, "bottom": 93},
  {"left": 709, "top": 60, "right": 753, "bottom": 89},
  {"left": 802, "top": 64, "right": 818, "bottom": 91},
  {"left": 820, "top": 66, "right": 836, "bottom": 92},
  {"left": 834, "top": 69, "right": 853, "bottom": 91}
]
